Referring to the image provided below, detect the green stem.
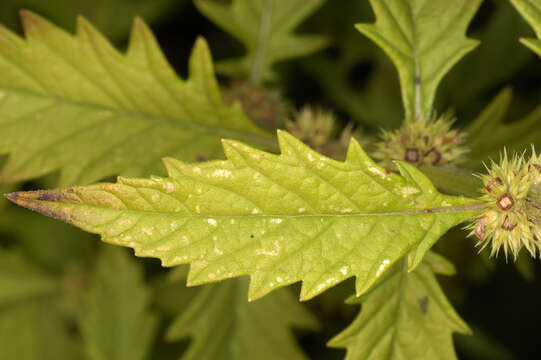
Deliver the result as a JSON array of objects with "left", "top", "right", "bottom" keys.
[
  {"left": 419, "top": 165, "right": 482, "bottom": 198},
  {"left": 250, "top": 0, "right": 272, "bottom": 86}
]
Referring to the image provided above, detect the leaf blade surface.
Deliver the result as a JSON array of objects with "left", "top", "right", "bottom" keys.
[{"left": 6, "top": 132, "right": 482, "bottom": 300}]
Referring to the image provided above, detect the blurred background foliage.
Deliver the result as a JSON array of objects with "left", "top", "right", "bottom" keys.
[{"left": 1, "top": 0, "right": 541, "bottom": 359}]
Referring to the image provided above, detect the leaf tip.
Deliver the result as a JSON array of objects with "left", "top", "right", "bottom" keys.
[
  {"left": 133, "top": 16, "right": 147, "bottom": 29},
  {"left": 193, "top": 35, "right": 210, "bottom": 53},
  {"left": 3, "top": 191, "right": 19, "bottom": 204},
  {"left": 3, "top": 190, "right": 73, "bottom": 222},
  {"left": 19, "top": 9, "right": 45, "bottom": 33}
]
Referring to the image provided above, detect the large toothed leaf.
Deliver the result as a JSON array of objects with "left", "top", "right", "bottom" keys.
[
  {"left": 511, "top": 0, "right": 541, "bottom": 56},
  {"left": 357, "top": 0, "right": 481, "bottom": 121},
  {"left": 80, "top": 246, "right": 157, "bottom": 360},
  {"left": 0, "top": 12, "right": 272, "bottom": 186},
  {"left": 195, "top": 0, "right": 328, "bottom": 84},
  {"left": 6, "top": 132, "right": 482, "bottom": 300},
  {"left": 166, "top": 278, "right": 318, "bottom": 360},
  {"left": 328, "top": 252, "right": 470, "bottom": 360}
]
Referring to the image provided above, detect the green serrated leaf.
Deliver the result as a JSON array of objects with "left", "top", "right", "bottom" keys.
[
  {"left": 0, "top": 248, "right": 58, "bottom": 307},
  {"left": 195, "top": 0, "right": 328, "bottom": 84},
  {"left": 357, "top": 0, "right": 481, "bottom": 121},
  {"left": 0, "top": 12, "right": 273, "bottom": 186},
  {"left": 328, "top": 252, "right": 470, "bottom": 360},
  {"left": 80, "top": 246, "right": 158, "bottom": 360},
  {"left": 510, "top": 0, "right": 541, "bottom": 56},
  {"left": 465, "top": 87, "right": 541, "bottom": 166},
  {"left": 166, "top": 278, "right": 318, "bottom": 360},
  {"left": 0, "top": 298, "right": 83, "bottom": 360},
  {"left": 5, "top": 132, "right": 482, "bottom": 300}
]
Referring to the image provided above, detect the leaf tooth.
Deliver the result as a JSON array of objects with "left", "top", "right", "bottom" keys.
[
  {"left": 221, "top": 138, "right": 251, "bottom": 166},
  {"left": 161, "top": 157, "right": 188, "bottom": 178},
  {"left": 19, "top": 10, "right": 50, "bottom": 38},
  {"left": 188, "top": 36, "right": 216, "bottom": 88},
  {"left": 300, "top": 275, "right": 346, "bottom": 302},
  {"left": 345, "top": 137, "right": 372, "bottom": 165},
  {"left": 127, "top": 16, "right": 172, "bottom": 73},
  {"left": 127, "top": 17, "right": 154, "bottom": 55},
  {"left": 221, "top": 137, "right": 275, "bottom": 168}
]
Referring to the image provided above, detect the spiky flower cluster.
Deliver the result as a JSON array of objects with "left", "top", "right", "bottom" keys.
[
  {"left": 373, "top": 112, "right": 467, "bottom": 169},
  {"left": 468, "top": 151, "right": 541, "bottom": 260}
]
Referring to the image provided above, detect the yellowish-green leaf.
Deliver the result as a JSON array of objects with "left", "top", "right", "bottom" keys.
[
  {"left": 166, "top": 278, "right": 318, "bottom": 360},
  {"left": 195, "top": 0, "right": 328, "bottom": 84},
  {"left": 80, "top": 246, "right": 157, "bottom": 360},
  {"left": 5, "top": 132, "right": 482, "bottom": 300},
  {"left": 510, "top": 0, "right": 541, "bottom": 56},
  {"left": 356, "top": 0, "right": 481, "bottom": 121},
  {"left": 328, "top": 252, "right": 470, "bottom": 360},
  {"left": 0, "top": 12, "right": 273, "bottom": 186}
]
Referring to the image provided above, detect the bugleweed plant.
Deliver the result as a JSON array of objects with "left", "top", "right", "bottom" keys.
[{"left": 2, "top": 0, "right": 541, "bottom": 359}]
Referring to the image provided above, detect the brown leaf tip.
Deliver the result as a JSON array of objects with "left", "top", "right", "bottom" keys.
[
  {"left": 4, "top": 191, "right": 20, "bottom": 204},
  {"left": 3, "top": 191, "right": 71, "bottom": 223}
]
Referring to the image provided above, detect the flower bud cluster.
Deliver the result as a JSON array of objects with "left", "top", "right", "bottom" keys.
[
  {"left": 285, "top": 106, "right": 371, "bottom": 159},
  {"left": 468, "top": 151, "right": 541, "bottom": 260},
  {"left": 286, "top": 106, "right": 336, "bottom": 150},
  {"left": 373, "top": 112, "right": 467, "bottom": 169},
  {"left": 223, "top": 79, "right": 293, "bottom": 131}
]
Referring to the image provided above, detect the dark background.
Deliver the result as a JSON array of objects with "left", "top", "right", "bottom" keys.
[{"left": 1, "top": 0, "right": 540, "bottom": 359}]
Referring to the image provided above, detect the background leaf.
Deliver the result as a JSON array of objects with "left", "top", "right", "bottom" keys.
[
  {"left": 510, "top": 0, "right": 541, "bottom": 56},
  {"left": 0, "top": 248, "right": 58, "bottom": 307},
  {"left": 166, "top": 277, "right": 318, "bottom": 360},
  {"left": 195, "top": 0, "right": 328, "bottom": 84},
  {"left": 80, "top": 245, "right": 158, "bottom": 360},
  {"left": 0, "top": 298, "right": 83, "bottom": 360},
  {"left": 357, "top": 0, "right": 482, "bottom": 121},
  {"left": 465, "top": 87, "right": 541, "bottom": 166},
  {"left": 440, "top": 0, "right": 533, "bottom": 116},
  {"left": 0, "top": 12, "right": 273, "bottom": 186},
  {"left": 328, "top": 252, "right": 470, "bottom": 360}
]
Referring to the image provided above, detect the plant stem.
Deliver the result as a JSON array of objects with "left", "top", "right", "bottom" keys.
[
  {"left": 250, "top": 0, "right": 272, "bottom": 86},
  {"left": 419, "top": 165, "right": 482, "bottom": 198}
]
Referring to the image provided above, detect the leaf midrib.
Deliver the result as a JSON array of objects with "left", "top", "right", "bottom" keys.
[
  {"left": 0, "top": 86, "right": 278, "bottom": 150},
  {"left": 38, "top": 200, "right": 485, "bottom": 218}
]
